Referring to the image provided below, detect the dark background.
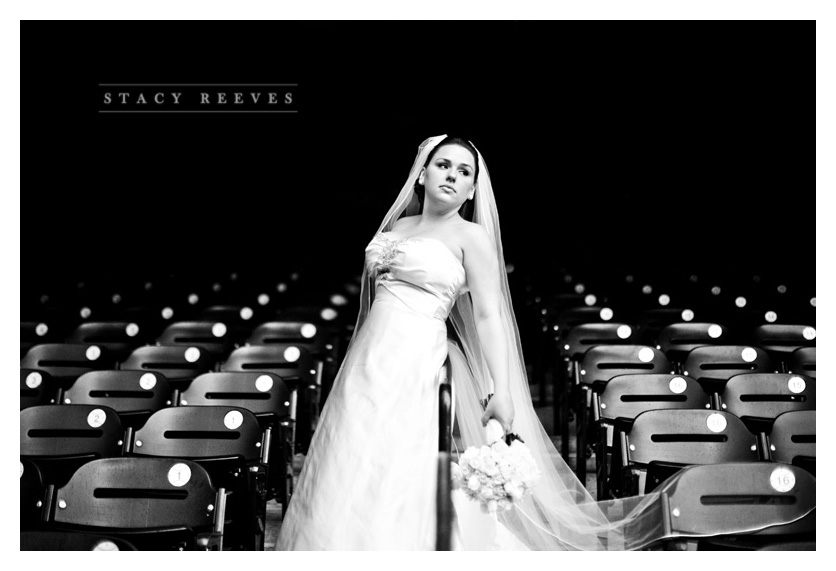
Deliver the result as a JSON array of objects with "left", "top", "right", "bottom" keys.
[{"left": 22, "top": 23, "right": 813, "bottom": 293}]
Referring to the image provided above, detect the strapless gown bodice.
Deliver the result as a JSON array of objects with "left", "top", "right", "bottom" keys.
[{"left": 365, "top": 232, "right": 468, "bottom": 322}]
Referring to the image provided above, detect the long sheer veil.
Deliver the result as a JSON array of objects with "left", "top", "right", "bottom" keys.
[{"left": 345, "top": 135, "right": 807, "bottom": 550}]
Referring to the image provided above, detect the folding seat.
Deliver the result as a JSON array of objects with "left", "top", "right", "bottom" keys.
[
  {"left": 593, "top": 373, "right": 712, "bottom": 499},
  {"left": 129, "top": 406, "right": 268, "bottom": 550},
  {"left": 575, "top": 345, "right": 672, "bottom": 482},
  {"left": 278, "top": 303, "right": 346, "bottom": 326},
  {"left": 21, "top": 321, "right": 60, "bottom": 358},
  {"left": 554, "top": 306, "right": 621, "bottom": 336},
  {"left": 538, "top": 304, "right": 619, "bottom": 401},
  {"left": 20, "top": 530, "right": 138, "bottom": 551},
  {"left": 22, "top": 288, "right": 89, "bottom": 334},
  {"left": 768, "top": 410, "right": 815, "bottom": 476},
  {"left": 200, "top": 304, "right": 269, "bottom": 331},
  {"left": 221, "top": 345, "right": 319, "bottom": 454},
  {"left": 621, "top": 409, "right": 759, "bottom": 496},
  {"left": 156, "top": 321, "right": 242, "bottom": 361},
  {"left": 530, "top": 293, "right": 596, "bottom": 405},
  {"left": 45, "top": 457, "right": 226, "bottom": 550},
  {"left": 120, "top": 345, "right": 215, "bottom": 397},
  {"left": 724, "top": 304, "right": 789, "bottom": 336},
  {"left": 247, "top": 320, "right": 341, "bottom": 366},
  {"left": 20, "top": 344, "right": 116, "bottom": 397},
  {"left": 655, "top": 322, "right": 731, "bottom": 371},
  {"left": 681, "top": 345, "right": 774, "bottom": 407},
  {"left": 643, "top": 462, "right": 815, "bottom": 550},
  {"left": 555, "top": 322, "right": 637, "bottom": 460},
  {"left": 20, "top": 405, "right": 124, "bottom": 488},
  {"left": 20, "top": 369, "right": 58, "bottom": 410},
  {"left": 787, "top": 347, "right": 815, "bottom": 378},
  {"left": 752, "top": 324, "right": 816, "bottom": 372},
  {"left": 180, "top": 372, "right": 293, "bottom": 510},
  {"left": 20, "top": 458, "right": 47, "bottom": 530},
  {"left": 62, "top": 370, "right": 174, "bottom": 429},
  {"left": 635, "top": 307, "right": 702, "bottom": 346},
  {"left": 246, "top": 320, "right": 343, "bottom": 405},
  {"left": 65, "top": 321, "right": 152, "bottom": 362},
  {"left": 720, "top": 373, "right": 815, "bottom": 435}
]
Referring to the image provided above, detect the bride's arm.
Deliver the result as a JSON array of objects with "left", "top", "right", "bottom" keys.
[{"left": 461, "top": 224, "right": 515, "bottom": 433}]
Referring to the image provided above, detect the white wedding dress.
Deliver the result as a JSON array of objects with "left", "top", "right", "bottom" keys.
[{"left": 277, "top": 232, "right": 524, "bottom": 550}]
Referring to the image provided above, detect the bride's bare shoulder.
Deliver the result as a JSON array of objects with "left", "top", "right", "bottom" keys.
[
  {"left": 391, "top": 215, "right": 420, "bottom": 232},
  {"left": 459, "top": 220, "right": 491, "bottom": 245}
]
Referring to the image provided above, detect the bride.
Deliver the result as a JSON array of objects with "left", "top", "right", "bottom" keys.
[{"left": 275, "top": 135, "right": 796, "bottom": 551}]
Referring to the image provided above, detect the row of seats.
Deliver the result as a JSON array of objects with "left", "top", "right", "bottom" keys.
[
  {"left": 515, "top": 270, "right": 816, "bottom": 550},
  {"left": 21, "top": 272, "right": 362, "bottom": 550},
  {"left": 569, "top": 342, "right": 816, "bottom": 484},
  {"left": 605, "top": 406, "right": 814, "bottom": 497},
  {"left": 21, "top": 316, "right": 349, "bottom": 360},
  {"left": 21, "top": 403, "right": 279, "bottom": 550},
  {"left": 517, "top": 266, "right": 814, "bottom": 316},
  {"left": 21, "top": 342, "right": 325, "bottom": 454}
]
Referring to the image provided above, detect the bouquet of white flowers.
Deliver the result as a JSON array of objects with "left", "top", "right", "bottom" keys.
[{"left": 451, "top": 398, "right": 541, "bottom": 514}]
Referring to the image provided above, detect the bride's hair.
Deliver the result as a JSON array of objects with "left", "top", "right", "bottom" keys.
[{"left": 411, "top": 135, "right": 480, "bottom": 221}]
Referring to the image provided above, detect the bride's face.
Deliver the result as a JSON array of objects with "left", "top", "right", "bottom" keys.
[{"left": 419, "top": 144, "right": 476, "bottom": 209}]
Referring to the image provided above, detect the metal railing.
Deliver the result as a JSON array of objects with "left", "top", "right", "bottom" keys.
[{"left": 436, "top": 355, "right": 454, "bottom": 550}]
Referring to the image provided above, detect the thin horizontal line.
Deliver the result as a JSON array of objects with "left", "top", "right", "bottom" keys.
[
  {"left": 98, "top": 84, "right": 298, "bottom": 87},
  {"left": 98, "top": 110, "right": 299, "bottom": 113}
]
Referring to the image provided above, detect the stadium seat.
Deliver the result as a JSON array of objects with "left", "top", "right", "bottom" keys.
[
  {"left": 156, "top": 321, "right": 242, "bottom": 361},
  {"left": 556, "top": 322, "right": 637, "bottom": 459},
  {"left": 593, "top": 373, "right": 712, "bottom": 498},
  {"left": 655, "top": 322, "right": 731, "bottom": 371},
  {"left": 65, "top": 321, "right": 152, "bottom": 362},
  {"left": 20, "top": 369, "right": 58, "bottom": 410},
  {"left": 246, "top": 320, "right": 343, "bottom": 408},
  {"left": 20, "top": 458, "right": 47, "bottom": 530},
  {"left": 46, "top": 457, "right": 226, "bottom": 550},
  {"left": 130, "top": 406, "right": 268, "bottom": 550},
  {"left": 21, "top": 344, "right": 116, "bottom": 396},
  {"left": 221, "top": 345, "right": 319, "bottom": 454},
  {"left": 752, "top": 325, "right": 816, "bottom": 372},
  {"left": 787, "top": 347, "right": 816, "bottom": 378},
  {"left": 120, "top": 345, "right": 215, "bottom": 395},
  {"left": 768, "top": 410, "right": 815, "bottom": 476},
  {"left": 720, "top": 373, "right": 815, "bottom": 434},
  {"left": 681, "top": 345, "right": 774, "bottom": 407},
  {"left": 575, "top": 345, "right": 672, "bottom": 483},
  {"left": 180, "top": 371, "right": 294, "bottom": 509},
  {"left": 21, "top": 321, "right": 60, "bottom": 358},
  {"left": 20, "top": 404, "right": 124, "bottom": 487},
  {"left": 62, "top": 370, "right": 174, "bottom": 428},
  {"left": 622, "top": 409, "right": 759, "bottom": 495},
  {"left": 643, "top": 462, "right": 815, "bottom": 550}
]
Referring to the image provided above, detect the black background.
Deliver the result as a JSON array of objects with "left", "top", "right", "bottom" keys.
[{"left": 22, "top": 22, "right": 813, "bottom": 291}]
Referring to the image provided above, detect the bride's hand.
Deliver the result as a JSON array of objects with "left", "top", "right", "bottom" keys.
[{"left": 481, "top": 392, "right": 515, "bottom": 434}]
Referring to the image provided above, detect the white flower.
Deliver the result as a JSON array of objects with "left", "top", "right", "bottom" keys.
[
  {"left": 467, "top": 475, "right": 480, "bottom": 491},
  {"left": 456, "top": 439, "right": 541, "bottom": 513},
  {"left": 451, "top": 462, "right": 463, "bottom": 488},
  {"left": 504, "top": 481, "right": 524, "bottom": 500},
  {"left": 490, "top": 441, "right": 508, "bottom": 454}
]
